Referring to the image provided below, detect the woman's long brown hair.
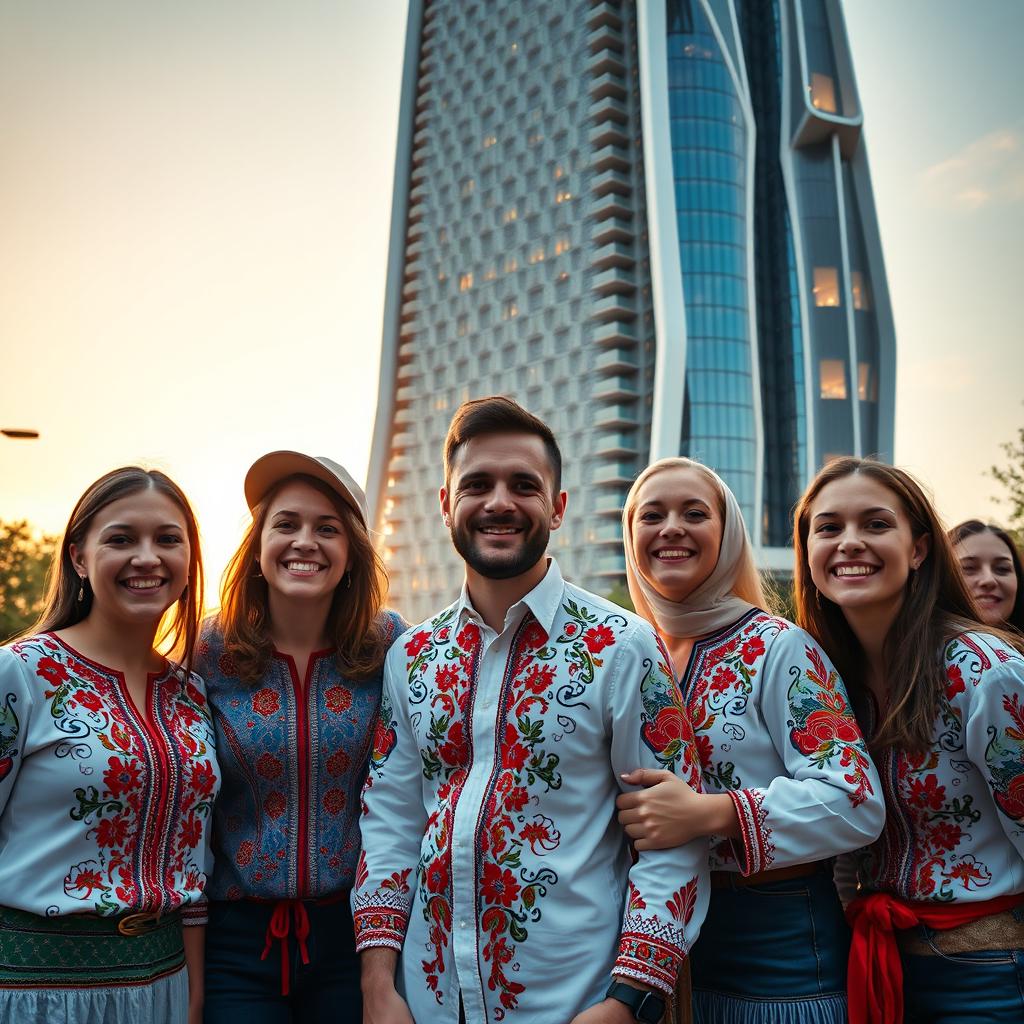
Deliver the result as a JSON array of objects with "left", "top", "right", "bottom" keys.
[
  {"left": 793, "top": 458, "right": 1021, "bottom": 754},
  {"left": 216, "top": 474, "right": 391, "bottom": 683},
  {"left": 24, "top": 467, "right": 205, "bottom": 678}
]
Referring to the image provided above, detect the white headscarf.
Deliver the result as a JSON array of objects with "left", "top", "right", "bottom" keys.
[{"left": 623, "top": 458, "right": 757, "bottom": 639}]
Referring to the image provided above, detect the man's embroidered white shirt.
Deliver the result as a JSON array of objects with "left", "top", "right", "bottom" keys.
[{"left": 352, "top": 561, "right": 708, "bottom": 1023}]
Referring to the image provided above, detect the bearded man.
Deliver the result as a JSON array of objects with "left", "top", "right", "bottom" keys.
[{"left": 353, "top": 396, "right": 708, "bottom": 1024}]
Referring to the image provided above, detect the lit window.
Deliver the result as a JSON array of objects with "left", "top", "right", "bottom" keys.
[
  {"left": 858, "top": 362, "right": 878, "bottom": 402},
  {"left": 387, "top": 477, "right": 396, "bottom": 489},
  {"left": 555, "top": 189, "right": 573, "bottom": 204},
  {"left": 385, "top": 498, "right": 395, "bottom": 513},
  {"left": 528, "top": 246, "right": 545, "bottom": 264},
  {"left": 813, "top": 267, "right": 840, "bottom": 307},
  {"left": 484, "top": 266, "right": 497, "bottom": 281},
  {"left": 819, "top": 359, "right": 847, "bottom": 400},
  {"left": 851, "top": 271, "right": 871, "bottom": 311},
  {"left": 461, "top": 178, "right": 475, "bottom": 197},
  {"left": 510, "top": 41, "right": 518, "bottom": 53},
  {"left": 527, "top": 132, "right": 544, "bottom": 147},
  {"left": 459, "top": 272, "right": 473, "bottom": 292},
  {"left": 810, "top": 73, "right": 837, "bottom": 114},
  {"left": 557, "top": 271, "right": 569, "bottom": 282},
  {"left": 503, "top": 207, "right": 518, "bottom": 224},
  {"left": 502, "top": 299, "right": 518, "bottom": 320},
  {"left": 482, "top": 134, "right": 497, "bottom": 149},
  {"left": 504, "top": 255, "right": 518, "bottom": 273},
  {"left": 437, "top": 269, "right": 447, "bottom": 282},
  {"left": 554, "top": 165, "right": 565, "bottom": 180},
  {"left": 554, "top": 235, "right": 571, "bottom": 255}
]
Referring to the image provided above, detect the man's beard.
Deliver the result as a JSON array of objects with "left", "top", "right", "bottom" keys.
[{"left": 450, "top": 515, "right": 550, "bottom": 580}]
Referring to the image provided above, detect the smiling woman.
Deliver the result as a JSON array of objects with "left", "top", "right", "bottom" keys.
[
  {"left": 793, "top": 458, "right": 1024, "bottom": 1024},
  {"left": 193, "top": 450, "right": 405, "bottom": 1023},
  {"left": 0, "top": 466, "right": 220, "bottom": 1024}
]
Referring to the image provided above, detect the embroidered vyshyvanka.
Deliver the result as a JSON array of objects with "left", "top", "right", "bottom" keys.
[
  {"left": 678, "top": 609, "right": 884, "bottom": 1024},
  {"left": 352, "top": 561, "right": 710, "bottom": 1023},
  {"left": 0, "top": 633, "right": 220, "bottom": 1023}
]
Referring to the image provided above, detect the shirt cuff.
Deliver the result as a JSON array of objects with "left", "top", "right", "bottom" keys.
[
  {"left": 727, "top": 787, "right": 774, "bottom": 876},
  {"left": 353, "top": 909, "right": 408, "bottom": 953},
  {"left": 613, "top": 934, "right": 683, "bottom": 996},
  {"left": 181, "top": 900, "right": 208, "bottom": 927}
]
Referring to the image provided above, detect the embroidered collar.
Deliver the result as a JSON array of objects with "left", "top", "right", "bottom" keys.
[{"left": 454, "top": 558, "right": 564, "bottom": 641}]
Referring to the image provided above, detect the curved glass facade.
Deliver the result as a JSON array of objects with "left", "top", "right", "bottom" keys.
[{"left": 666, "top": 0, "right": 757, "bottom": 520}]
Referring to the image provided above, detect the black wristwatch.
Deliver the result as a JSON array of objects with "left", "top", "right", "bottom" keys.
[{"left": 605, "top": 980, "right": 666, "bottom": 1023}]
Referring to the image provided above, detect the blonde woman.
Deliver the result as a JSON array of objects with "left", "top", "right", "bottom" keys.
[{"left": 617, "top": 457, "right": 883, "bottom": 1023}]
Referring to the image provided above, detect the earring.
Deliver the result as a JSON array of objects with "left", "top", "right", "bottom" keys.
[
  {"left": 345, "top": 571, "right": 352, "bottom": 589},
  {"left": 77, "top": 576, "right": 86, "bottom": 602},
  {"left": 443, "top": 515, "right": 451, "bottom": 528}
]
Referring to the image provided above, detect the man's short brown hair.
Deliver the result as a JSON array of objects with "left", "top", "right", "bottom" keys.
[{"left": 443, "top": 396, "right": 562, "bottom": 493}]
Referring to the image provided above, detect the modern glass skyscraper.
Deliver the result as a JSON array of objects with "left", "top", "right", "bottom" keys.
[{"left": 368, "top": 0, "right": 895, "bottom": 622}]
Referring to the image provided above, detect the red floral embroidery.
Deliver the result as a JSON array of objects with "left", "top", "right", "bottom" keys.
[
  {"left": 325, "top": 685, "right": 352, "bottom": 714},
  {"left": 323, "top": 788, "right": 346, "bottom": 814},
  {"left": 256, "top": 752, "right": 283, "bottom": 779},
  {"left": 263, "top": 791, "right": 286, "bottom": 820},
  {"left": 252, "top": 688, "right": 280, "bottom": 717}
]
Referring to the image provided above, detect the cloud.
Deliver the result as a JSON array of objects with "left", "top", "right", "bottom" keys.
[{"left": 920, "top": 124, "right": 1024, "bottom": 210}]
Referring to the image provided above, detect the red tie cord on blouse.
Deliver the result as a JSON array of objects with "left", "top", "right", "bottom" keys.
[
  {"left": 845, "top": 891, "right": 1023, "bottom": 1024},
  {"left": 261, "top": 900, "right": 312, "bottom": 996}
]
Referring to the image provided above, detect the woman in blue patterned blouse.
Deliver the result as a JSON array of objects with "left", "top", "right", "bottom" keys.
[{"left": 195, "top": 451, "right": 404, "bottom": 1023}]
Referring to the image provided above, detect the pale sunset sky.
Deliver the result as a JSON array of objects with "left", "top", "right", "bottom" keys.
[{"left": 1, "top": 0, "right": 1022, "bottom": 592}]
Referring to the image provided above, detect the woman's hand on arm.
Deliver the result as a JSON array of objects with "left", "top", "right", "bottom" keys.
[{"left": 617, "top": 768, "right": 739, "bottom": 849}]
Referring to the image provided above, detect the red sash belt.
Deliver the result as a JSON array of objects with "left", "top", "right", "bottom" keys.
[{"left": 846, "top": 891, "right": 1023, "bottom": 1024}]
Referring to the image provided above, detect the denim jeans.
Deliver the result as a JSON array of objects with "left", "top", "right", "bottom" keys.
[
  {"left": 204, "top": 898, "right": 361, "bottom": 1024},
  {"left": 691, "top": 865, "right": 848, "bottom": 1023},
  {"left": 902, "top": 930, "right": 1024, "bottom": 1023}
]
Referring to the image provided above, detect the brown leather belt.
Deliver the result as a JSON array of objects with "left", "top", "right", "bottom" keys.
[
  {"left": 896, "top": 907, "right": 1024, "bottom": 956},
  {"left": 710, "top": 860, "right": 822, "bottom": 889}
]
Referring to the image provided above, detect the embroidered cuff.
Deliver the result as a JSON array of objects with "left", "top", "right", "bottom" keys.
[
  {"left": 353, "top": 908, "right": 408, "bottom": 953},
  {"left": 727, "top": 787, "right": 774, "bottom": 876},
  {"left": 613, "top": 932, "right": 683, "bottom": 995},
  {"left": 181, "top": 900, "right": 208, "bottom": 927}
]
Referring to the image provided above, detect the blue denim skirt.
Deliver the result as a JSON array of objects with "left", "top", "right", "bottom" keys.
[{"left": 690, "top": 865, "right": 847, "bottom": 1024}]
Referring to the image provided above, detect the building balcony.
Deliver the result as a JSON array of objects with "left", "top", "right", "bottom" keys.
[
  {"left": 404, "top": 256, "right": 424, "bottom": 278},
  {"left": 401, "top": 277, "right": 421, "bottom": 298},
  {"left": 592, "top": 488, "right": 631, "bottom": 515},
  {"left": 592, "top": 460, "right": 636, "bottom": 486},
  {"left": 405, "top": 238, "right": 424, "bottom": 258},
  {"left": 393, "top": 402, "right": 416, "bottom": 422},
  {"left": 592, "top": 266, "right": 636, "bottom": 296},
  {"left": 593, "top": 403, "right": 638, "bottom": 429},
  {"left": 413, "top": 127, "right": 430, "bottom": 148},
  {"left": 409, "top": 182, "right": 428, "bottom": 202},
  {"left": 391, "top": 430, "right": 416, "bottom": 451},
  {"left": 588, "top": 24, "right": 624, "bottom": 54},
  {"left": 388, "top": 455, "right": 412, "bottom": 476},
  {"left": 592, "top": 191, "right": 633, "bottom": 220},
  {"left": 400, "top": 298, "right": 421, "bottom": 320},
  {"left": 406, "top": 202, "right": 424, "bottom": 226},
  {"left": 595, "top": 347, "right": 638, "bottom": 374},
  {"left": 592, "top": 169, "right": 632, "bottom": 199},
  {"left": 589, "top": 120, "right": 629, "bottom": 149},
  {"left": 588, "top": 518, "right": 630, "bottom": 545},
  {"left": 593, "top": 374, "right": 639, "bottom": 401},
  {"left": 592, "top": 240, "right": 634, "bottom": 270},
  {"left": 592, "top": 319, "right": 637, "bottom": 346},
  {"left": 590, "top": 95, "right": 628, "bottom": 126},
  {"left": 592, "top": 143, "right": 630, "bottom": 172},
  {"left": 587, "top": 1, "right": 623, "bottom": 30},
  {"left": 591, "top": 216, "right": 633, "bottom": 245},
  {"left": 592, "top": 293, "right": 637, "bottom": 321},
  {"left": 406, "top": 220, "right": 425, "bottom": 242},
  {"left": 395, "top": 384, "right": 417, "bottom": 404},
  {"left": 395, "top": 364, "right": 419, "bottom": 387},
  {"left": 590, "top": 70, "right": 627, "bottom": 101},
  {"left": 419, "top": 69, "right": 434, "bottom": 89},
  {"left": 593, "top": 429, "right": 639, "bottom": 458},
  {"left": 588, "top": 48, "right": 626, "bottom": 77},
  {"left": 591, "top": 551, "right": 627, "bottom": 577}
]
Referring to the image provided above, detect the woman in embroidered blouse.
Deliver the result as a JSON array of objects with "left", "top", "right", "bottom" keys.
[
  {"left": 793, "top": 458, "right": 1024, "bottom": 1024},
  {"left": 194, "top": 451, "right": 403, "bottom": 1023},
  {"left": 950, "top": 520, "right": 1024, "bottom": 634},
  {"left": 0, "top": 467, "right": 219, "bottom": 1024},
  {"left": 615, "top": 457, "right": 884, "bottom": 1024}
]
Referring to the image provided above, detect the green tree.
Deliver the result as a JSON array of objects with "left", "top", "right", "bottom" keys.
[
  {"left": 0, "top": 520, "right": 57, "bottom": 644},
  {"left": 604, "top": 579, "right": 634, "bottom": 612},
  {"left": 990, "top": 422, "right": 1024, "bottom": 533}
]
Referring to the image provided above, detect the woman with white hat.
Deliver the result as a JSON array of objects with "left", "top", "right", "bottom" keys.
[{"left": 195, "top": 452, "right": 404, "bottom": 1023}]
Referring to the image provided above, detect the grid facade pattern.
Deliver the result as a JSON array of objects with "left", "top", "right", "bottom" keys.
[
  {"left": 375, "top": 0, "right": 656, "bottom": 622},
  {"left": 370, "top": 0, "right": 895, "bottom": 619}
]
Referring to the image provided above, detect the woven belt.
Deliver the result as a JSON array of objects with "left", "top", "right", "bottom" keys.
[
  {"left": 711, "top": 860, "right": 822, "bottom": 889},
  {"left": 896, "top": 906, "right": 1024, "bottom": 956},
  {"left": 0, "top": 906, "right": 184, "bottom": 988}
]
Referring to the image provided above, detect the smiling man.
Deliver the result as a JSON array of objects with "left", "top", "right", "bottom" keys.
[{"left": 352, "top": 397, "right": 709, "bottom": 1024}]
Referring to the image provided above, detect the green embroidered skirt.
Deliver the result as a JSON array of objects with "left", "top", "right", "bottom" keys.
[{"left": 0, "top": 907, "right": 187, "bottom": 1023}]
